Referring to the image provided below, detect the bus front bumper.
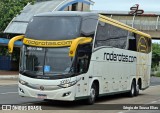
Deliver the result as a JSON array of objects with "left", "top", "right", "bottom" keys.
[{"left": 18, "top": 83, "right": 76, "bottom": 101}]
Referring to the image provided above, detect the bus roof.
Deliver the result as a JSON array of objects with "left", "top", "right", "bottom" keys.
[
  {"left": 99, "top": 14, "right": 151, "bottom": 38},
  {"left": 34, "top": 12, "right": 151, "bottom": 39},
  {"left": 34, "top": 11, "right": 98, "bottom": 17}
]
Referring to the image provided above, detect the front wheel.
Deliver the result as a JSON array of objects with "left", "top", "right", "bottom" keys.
[{"left": 86, "top": 84, "right": 97, "bottom": 105}]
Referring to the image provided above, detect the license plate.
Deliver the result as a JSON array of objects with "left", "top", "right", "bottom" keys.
[{"left": 37, "top": 94, "right": 47, "bottom": 99}]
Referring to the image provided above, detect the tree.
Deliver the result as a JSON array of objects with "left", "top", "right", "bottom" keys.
[
  {"left": 152, "top": 43, "right": 160, "bottom": 68},
  {"left": 0, "top": 0, "right": 35, "bottom": 33}
]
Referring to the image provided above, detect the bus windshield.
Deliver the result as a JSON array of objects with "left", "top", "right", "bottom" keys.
[
  {"left": 25, "top": 16, "right": 81, "bottom": 40},
  {"left": 22, "top": 46, "right": 74, "bottom": 78}
]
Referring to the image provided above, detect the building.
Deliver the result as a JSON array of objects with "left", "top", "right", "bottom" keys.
[
  {"left": 4, "top": 0, "right": 94, "bottom": 34},
  {"left": 0, "top": 0, "right": 93, "bottom": 71}
]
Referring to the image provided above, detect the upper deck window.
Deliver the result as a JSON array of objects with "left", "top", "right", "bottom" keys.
[
  {"left": 25, "top": 16, "right": 81, "bottom": 40},
  {"left": 95, "top": 21, "right": 128, "bottom": 49}
]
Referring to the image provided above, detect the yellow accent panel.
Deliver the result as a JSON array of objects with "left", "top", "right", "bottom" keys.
[
  {"left": 99, "top": 14, "right": 137, "bottom": 31},
  {"left": 8, "top": 35, "right": 24, "bottom": 53},
  {"left": 99, "top": 18, "right": 136, "bottom": 33},
  {"left": 99, "top": 14, "right": 151, "bottom": 38},
  {"left": 136, "top": 31, "right": 151, "bottom": 39},
  {"left": 69, "top": 37, "right": 92, "bottom": 57},
  {"left": 23, "top": 38, "right": 73, "bottom": 47}
]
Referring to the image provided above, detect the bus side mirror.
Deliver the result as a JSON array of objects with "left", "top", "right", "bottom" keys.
[{"left": 8, "top": 35, "right": 24, "bottom": 53}]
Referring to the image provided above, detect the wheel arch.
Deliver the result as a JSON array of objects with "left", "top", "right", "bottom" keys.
[
  {"left": 89, "top": 78, "right": 100, "bottom": 96},
  {"left": 93, "top": 80, "right": 99, "bottom": 97},
  {"left": 138, "top": 78, "right": 142, "bottom": 90},
  {"left": 132, "top": 78, "right": 136, "bottom": 84}
]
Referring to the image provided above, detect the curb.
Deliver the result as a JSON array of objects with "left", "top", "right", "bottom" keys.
[{"left": 0, "top": 75, "right": 18, "bottom": 80}]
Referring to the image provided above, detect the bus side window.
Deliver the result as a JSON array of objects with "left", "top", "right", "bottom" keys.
[
  {"left": 147, "top": 38, "right": 151, "bottom": 53},
  {"left": 77, "top": 53, "right": 89, "bottom": 73},
  {"left": 76, "top": 44, "right": 91, "bottom": 74},
  {"left": 95, "top": 21, "right": 128, "bottom": 49},
  {"left": 128, "top": 33, "right": 137, "bottom": 51}
]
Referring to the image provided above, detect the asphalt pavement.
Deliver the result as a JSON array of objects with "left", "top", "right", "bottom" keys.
[
  {"left": 150, "top": 76, "right": 160, "bottom": 86},
  {"left": 0, "top": 84, "right": 43, "bottom": 104}
]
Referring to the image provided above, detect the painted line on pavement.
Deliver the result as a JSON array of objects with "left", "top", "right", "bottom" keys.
[
  {"left": 0, "top": 92, "right": 18, "bottom": 95},
  {"left": 150, "top": 85, "right": 160, "bottom": 87},
  {"left": 150, "top": 101, "right": 158, "bottom": 104},
  {"left": 0, "top": 84, "right": 17, "bottom": 87}
]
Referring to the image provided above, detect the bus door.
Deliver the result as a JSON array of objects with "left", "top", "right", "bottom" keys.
[{"left": 75, "top": 47, "right": 91, "bottom": 97}]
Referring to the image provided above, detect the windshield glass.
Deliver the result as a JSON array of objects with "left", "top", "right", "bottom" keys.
[
  {"left": 23, "top": 46, "right": 73, "bottom": 76},
  {"left": 25, "top": 16, "right": 81, "bottom": 40},
  {"left": 45, "top": 48, "right": 73, "bottom": 75}
]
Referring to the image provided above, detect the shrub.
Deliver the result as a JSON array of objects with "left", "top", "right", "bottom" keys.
[{"left": 155, "top": 72, "right": 160, "bottom": 77}]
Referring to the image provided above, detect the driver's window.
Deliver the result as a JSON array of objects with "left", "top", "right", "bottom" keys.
[{"left": 77, "top": 53, "right": 89, "bottom": 73}]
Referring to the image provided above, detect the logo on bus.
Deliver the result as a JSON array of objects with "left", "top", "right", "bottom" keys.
[
  {"left": 23, "top": 38, "right": 72, "bottom": 47},
  {"left": 137, "top": 36, "right": 148, "bottom": 53},
  {"left": 39, "top": 86, "right": 44, "bottom": 90},
  {"left": 104, "top": 51, "right": 137, "bottom": 62}
]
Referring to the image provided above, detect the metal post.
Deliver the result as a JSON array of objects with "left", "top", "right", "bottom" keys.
[
  {"left": 110, "top": 15, "right": 112, "bottom": 18},
  {"left": 132, "top": 14, "right": 136, "bottom": 27},
  {"left": 156, "top": 16, "right": 159, "bottom": 30}
]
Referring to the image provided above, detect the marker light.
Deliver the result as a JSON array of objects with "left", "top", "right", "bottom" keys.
[{"left": 19, "top": 79, "right": 28, "bottom": 85}]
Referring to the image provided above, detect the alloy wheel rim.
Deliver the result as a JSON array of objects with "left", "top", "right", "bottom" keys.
[
  {"left": 90, "top": 88, "right": 95, "bottom": 101},
  {"left": 131, "top": 85, "right": 134, "bottom": 95},
  {"left": 136, "top": 84, "right": 139, "bottom": 92}
]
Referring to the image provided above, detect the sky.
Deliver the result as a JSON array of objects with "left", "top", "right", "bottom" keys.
[
  {"left": 91, "top": 0, "right": 160, "bottom": 43},
  {"left": 91, "top": 0, "right": 159, "bottom": 12}
]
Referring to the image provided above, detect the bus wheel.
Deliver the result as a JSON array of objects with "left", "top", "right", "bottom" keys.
[
  {"left": 86, "top": 83, "right": 97, "bottom": 105},
  {"left": 135, "top": 84, "right": 139, "bottom": 96},
  {"left": 129, "top": 81, "right": 136, "bottom": 97}
]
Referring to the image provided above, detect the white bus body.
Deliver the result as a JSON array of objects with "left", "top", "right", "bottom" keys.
[{"left": 8, "top": 12, "right": 151, "bottom": 104}]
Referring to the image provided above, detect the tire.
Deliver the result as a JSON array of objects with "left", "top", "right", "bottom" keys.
[
  {"left": 86, "top": 83, "right": 97, "bottom": 105},
  {"left": 128, "top": 81, "right": 136, "bottom": 97},
  {"left": 135, "top": 83, "right": 139, "bottom": 96}
]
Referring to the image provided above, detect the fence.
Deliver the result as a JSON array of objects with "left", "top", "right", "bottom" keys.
[{"left": 0, "top": 56, "right": 11, "bottom": 70}]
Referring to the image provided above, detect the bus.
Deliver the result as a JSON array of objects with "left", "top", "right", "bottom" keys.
[{"left": 8, "top": 11, "right": 151, "bottom": 104}]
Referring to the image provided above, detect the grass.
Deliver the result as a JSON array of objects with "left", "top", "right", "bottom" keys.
[
  {"left": 151, "top": 71, "right": 160, "bottom": 77},
  {"left": 155, "top": 72, "right": 160, "bottom": 77}
]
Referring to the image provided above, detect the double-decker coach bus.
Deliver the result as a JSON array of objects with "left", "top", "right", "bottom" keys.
[{"left": 8, "top": 11, "right": 151, "bottom": 104}]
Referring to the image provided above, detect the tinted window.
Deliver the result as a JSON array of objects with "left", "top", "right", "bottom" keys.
[
  {"left": 95, "top": 21, "right": 128, "bottom": 49},
  {"left": 148, "top": 38, "right": 151, "bottom": 53},
  {"left": 81, "top": 18, "right": 98, "bottom": 36},
  {"left": 23, "top": 46, "right": 74, "bottom": 76},
  {"left": 25, "top": 16, "right": 81, "bottom": 40},
  {"left": 128, "top": 33, "right": 137, "bottom": 51}
]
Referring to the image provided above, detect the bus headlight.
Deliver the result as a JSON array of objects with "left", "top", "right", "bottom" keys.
[
  {"left": 19, "top": 79, "right": 28, "bottom": 85},
  {"left": 58, "top": 80, "right": 77, "bottom": 88}
]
